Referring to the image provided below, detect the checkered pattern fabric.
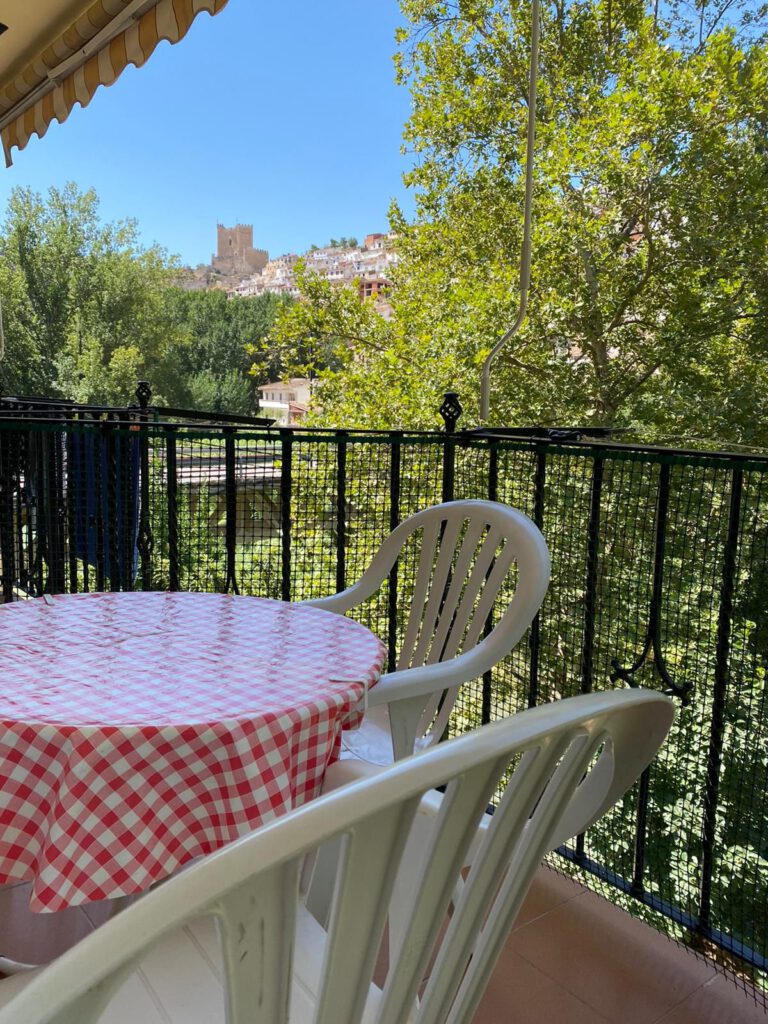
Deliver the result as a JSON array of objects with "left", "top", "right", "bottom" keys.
[{"left": 0, "top": 593, "right": 385, "bottom": 911}]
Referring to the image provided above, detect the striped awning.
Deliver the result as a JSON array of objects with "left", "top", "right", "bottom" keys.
[{"left": 0, "top": 0, "right": 229, "bottom": 166}]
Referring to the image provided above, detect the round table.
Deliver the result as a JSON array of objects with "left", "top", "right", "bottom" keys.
[{"left": 0, "top": 592, "right": 386, "bottom": 911}]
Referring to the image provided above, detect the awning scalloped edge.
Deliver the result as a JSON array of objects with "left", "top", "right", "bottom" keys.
[{"left": 2, "top": 0, "right": 229, "bottom": 167}]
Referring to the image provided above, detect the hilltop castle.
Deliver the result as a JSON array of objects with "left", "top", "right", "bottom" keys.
[
  {"left": 211, "top": 224, "right": 268, "bottom": 278},
  {"left": 181, "top": 224, "right": 396, "bottom": 304}
]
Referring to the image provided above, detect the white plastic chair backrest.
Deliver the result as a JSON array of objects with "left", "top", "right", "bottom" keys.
[
  {"left": 0, "top": 688, "right": 673, "bottom": 1024},
  {"left": 307, "top": 500, "right": 550, "bottom": 746}
]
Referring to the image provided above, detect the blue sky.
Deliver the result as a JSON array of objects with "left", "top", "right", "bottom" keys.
[{"left": 0, "top": 1, "right": 416, "bottom": 266}]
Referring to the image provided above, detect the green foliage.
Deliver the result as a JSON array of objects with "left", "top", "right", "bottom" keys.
[
  {"left": 149, "top": 480, "right": 228, "bottom": 592},
  {"left": 187, "top": 369, "right": 252, "bottom": 416},
  {"left": 271, "top": 0, "right": 768, "bottom": 442},
  {"left": 327, "top": 236, "right": 359, "bottom": 249},
  {"left": 266, "top": 261, "right": 459, "bottom": 429},
  {"left": 0, "top": 184, "right": 188, "bottom": 405},
  {"left": 0, "top": 256, "right": 45, "bottom": 395},
  {"left": 165, "top": 287, "right": 291, "bottom": 413},
  {"left": 251, "top": 261, "right": 355, "bottom": 409},
  {"left": 0, "top": 185, "right": 291, "bottom": 413}
]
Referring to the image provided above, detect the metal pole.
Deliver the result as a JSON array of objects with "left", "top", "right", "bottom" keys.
[{"left": 479, "top": 0, "right": 541, "bottom": 422}]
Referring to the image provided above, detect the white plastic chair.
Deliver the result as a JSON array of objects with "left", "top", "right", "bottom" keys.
[
  {"left": 303, "top": 499, "right": 550, "bottom": 763},
  {"left": 0, "top": 688, "right": 673, "bottom": 1024}
]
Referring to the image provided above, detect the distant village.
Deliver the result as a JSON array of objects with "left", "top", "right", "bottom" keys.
[
  {"left": 182, "top": 224, "right": 398, "bottom": 316},
  {"left": 180, "top": 224, "right": 398, "bottom": 425}
]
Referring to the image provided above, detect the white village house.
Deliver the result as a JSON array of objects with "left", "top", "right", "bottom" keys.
[{"left": 257, "top": 377, "right": 314, "bottom": 424}]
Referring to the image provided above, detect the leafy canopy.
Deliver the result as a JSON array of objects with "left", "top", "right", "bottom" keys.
[
  {"left": 269, "top": 0, "right": 768, "bottom": 441},
  {"left": 0, "top": 185, "right": 290, "bottom": 411},
  {"left": 0, "top": 184, "right": 187, "bottom": 404}
]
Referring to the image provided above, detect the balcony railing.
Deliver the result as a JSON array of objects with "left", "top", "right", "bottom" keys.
[{"left": 0, "top": 388, "right": 766, "bottom": 1001}]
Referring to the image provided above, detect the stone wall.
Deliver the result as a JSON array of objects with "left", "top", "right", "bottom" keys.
[{"left": 211, "top": 223, "right": 268, "bottom": 277}]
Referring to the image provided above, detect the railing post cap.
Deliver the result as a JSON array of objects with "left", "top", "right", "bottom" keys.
[
  {"left": 439, "top": 391, "right": 463, "bottom": 433},
  {"left": 135, "top": 381, "right": 152, "bottom": 410}
]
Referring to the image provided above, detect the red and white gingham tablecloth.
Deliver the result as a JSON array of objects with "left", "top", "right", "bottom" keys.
[{"left": 0, "top": 592, "right": 385, "bottom": 911}]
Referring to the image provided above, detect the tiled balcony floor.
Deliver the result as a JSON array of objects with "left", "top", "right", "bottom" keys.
[
  {"left": 473, "top": 867, "right": 765, "bottom": 1024},
  {"left": 0, "top": 868, "right": 763, "bottom": 1022}
]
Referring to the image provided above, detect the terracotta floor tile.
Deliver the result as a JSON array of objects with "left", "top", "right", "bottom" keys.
[
  {"left": 473, "top": 945, "right": 611, "bottom": 1024},
  {"left": 3, "top": 871, "right": 764, "bottom": 1024},
  {"left": 655, "top": 972, "right": 767, "bottom": 1024},
  {"left": 508, "top": 889, "right": 716, "bottom": 1024},
  {"left": 512, "top": 865, "right": 587, "bottom": 930}
]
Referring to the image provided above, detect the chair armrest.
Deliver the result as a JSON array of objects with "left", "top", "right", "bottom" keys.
[
  {"left": 365, "top": 644, "right": 507, "bottom": 760},
  {"left": 301, "top": 582, "right": 374, "bottom": 617}
]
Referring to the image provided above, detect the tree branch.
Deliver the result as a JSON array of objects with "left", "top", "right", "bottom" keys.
[{"left": 605, "top": 229, "right": 656, "bottom": 333}]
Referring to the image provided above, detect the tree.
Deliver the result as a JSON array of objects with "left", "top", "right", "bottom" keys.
[
  {"left": 0, "top": 186, "right": 292, "bottom": 413},
  {"left": 187, "top": 369, "right": 252, "bottom": 416},
  {"left": 166, "top": 288, "right": 292, "bottom": 413},
  {"left": 0, "top": 257, "right": 47, "bottom": 396},
  {"left": 261, "top": 261, "right": 397, "bottom": 424},
  {"left": 270, "top": 0, "right": 768, "bottom": 442},
  {"left": 324, "top": 237, "right": 360, "bottom": 249},
  {"left": 0, "top": 184, "right": 188, "bottom": 405}
]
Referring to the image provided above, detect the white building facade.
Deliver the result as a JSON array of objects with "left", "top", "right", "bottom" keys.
[{"left": 257, "top": 378, "right": 314, "bottom": 425}]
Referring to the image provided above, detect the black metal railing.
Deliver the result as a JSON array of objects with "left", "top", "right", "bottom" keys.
[{"left": 1, "top": 388, "right": 767, "bottom": 997}]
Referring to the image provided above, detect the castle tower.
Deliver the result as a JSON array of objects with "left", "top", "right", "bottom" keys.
[{"left": 211, "top": 224, "right": 268, "bottom": 277}]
